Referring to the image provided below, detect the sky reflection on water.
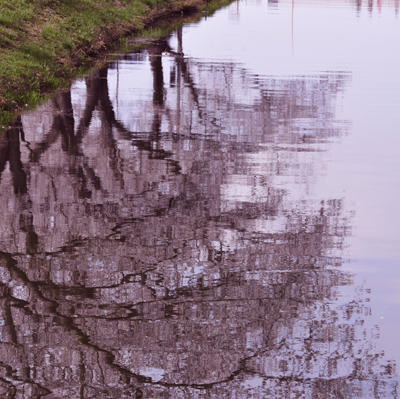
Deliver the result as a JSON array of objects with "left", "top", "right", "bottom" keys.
[{"left": 0, "top": 0, "right": 399, "bottom": 397}]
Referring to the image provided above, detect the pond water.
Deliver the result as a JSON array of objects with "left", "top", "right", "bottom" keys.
[{"left": 0, "top": 0, "right": 399, "bottom": 397}]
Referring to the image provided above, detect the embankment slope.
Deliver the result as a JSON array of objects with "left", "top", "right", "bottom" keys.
[{"left": 0, "top": 0, "right": 223, "bottom": 125}]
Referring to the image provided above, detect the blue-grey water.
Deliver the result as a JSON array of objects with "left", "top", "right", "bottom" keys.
[{"left": 0, "top": 0, "right": 399, "bottom": 397}]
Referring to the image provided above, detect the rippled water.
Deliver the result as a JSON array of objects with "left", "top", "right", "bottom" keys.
[{"left": 0, "top": 0, "right": 399, "bottom": 397}]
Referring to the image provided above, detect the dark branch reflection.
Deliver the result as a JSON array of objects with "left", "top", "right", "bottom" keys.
[
  {"left": 0, "top": 118, "right": 27, "bottom": 195},
  {"left": 0, "top": 25, "right": 397, "bottom": 398}
]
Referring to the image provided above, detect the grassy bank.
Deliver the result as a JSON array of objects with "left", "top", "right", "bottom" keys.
[{"left": 0, "top": 0, "right": 228, "bottom": 127}]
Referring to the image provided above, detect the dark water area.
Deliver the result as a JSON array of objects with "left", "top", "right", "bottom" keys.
[{"left": 1, "top": 0, "right": 399, "bottom": 397}]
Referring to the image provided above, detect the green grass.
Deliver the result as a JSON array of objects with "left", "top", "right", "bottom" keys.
[{"left": 0, "top": 1, "right": 34, "bottom": 27}]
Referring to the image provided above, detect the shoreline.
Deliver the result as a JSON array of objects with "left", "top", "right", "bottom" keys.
[{"left": 0, "top": 0, "right": 230, "bottom": 128}]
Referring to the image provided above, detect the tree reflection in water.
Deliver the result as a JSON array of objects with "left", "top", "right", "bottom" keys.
[{"left": 0, "top": 28, "right": 397, "bottom": 399}]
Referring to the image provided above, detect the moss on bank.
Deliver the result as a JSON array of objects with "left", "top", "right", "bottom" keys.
[{"left": 0, "top": 0, "right": 230, "bottom": 127}]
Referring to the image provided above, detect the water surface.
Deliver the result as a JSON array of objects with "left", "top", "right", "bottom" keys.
[{"left": 0, "top": 0, "right": 399, "bottom": 397}]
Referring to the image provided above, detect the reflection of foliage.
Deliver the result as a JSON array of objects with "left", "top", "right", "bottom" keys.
[{"left": 0, "top": 31, "right": 396, "bottom": 398}]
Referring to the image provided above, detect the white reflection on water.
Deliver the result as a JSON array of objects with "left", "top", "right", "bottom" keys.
[
  {"left": 1, "top": 0, "right": 399, "bottom": 397},
  {"left": 111, "top": 0, "right": 400, "bottom": 383}
]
